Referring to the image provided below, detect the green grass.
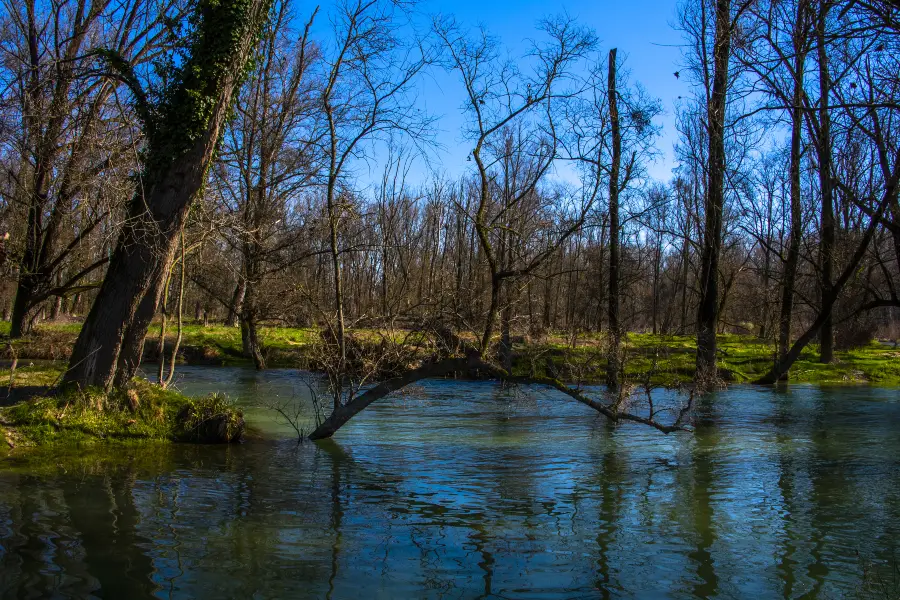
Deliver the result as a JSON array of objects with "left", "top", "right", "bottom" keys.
[
  {"left": 0, "top": 376, "right": 244, "bottom": 455},
  {"left": 0, "top": 362, "right": 66, "bottom": 387},
  {"left": 0, "top": 321, "right": 320, "bottom": 367},
  {"left": 517, "top": 332, "right": 900, "bottom": 386},
  {"left": 144, "top": 322, "right": 319, "bottom": 366},
  {"left": 2, "top": 321, "right": 899, "bottom": 385}
]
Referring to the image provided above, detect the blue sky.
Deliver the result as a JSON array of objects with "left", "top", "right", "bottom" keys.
[
  {"left": 309, "top": 0, "right": 688, "bottom": 187},
  {"left": 414, "top": 0, "right": 687, "bottom": 184}
]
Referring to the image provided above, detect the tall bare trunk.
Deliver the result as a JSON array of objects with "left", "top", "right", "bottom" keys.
[
  {"left": 607, "top": 48, "right": 623, "bottom": 392},
  {"left": 652, "top": 233, "right": 662, "bottom": 335},
  {"left": 778, "top": 0, "right": 807, "bottom": 369},
  {"left": 816, "top": 0, "right": 835, "bottom": 363},
  {"left": 326, "top": 175, "right": 346, "bottom": 410},
  {"left": 696, "top": 0, "right": 732, "bottom": 384}
]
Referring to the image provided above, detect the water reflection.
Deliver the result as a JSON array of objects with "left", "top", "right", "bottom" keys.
[{"left": 1, "top": 369, "right": 898, "bottom": 598}]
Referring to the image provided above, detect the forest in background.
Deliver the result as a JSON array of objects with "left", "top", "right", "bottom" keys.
[{"left": 2, "top": 0, "right": 900, "bottom": 437}]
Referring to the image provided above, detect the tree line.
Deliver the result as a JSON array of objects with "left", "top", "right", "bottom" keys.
[{"left": 1, "top": 0, "right": 899, "bottom": 435}]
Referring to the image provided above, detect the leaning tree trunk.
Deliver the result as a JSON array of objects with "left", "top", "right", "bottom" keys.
[
  {"left": 695, "top": 0, "right": 732, "bottom": 385},
  {"left": 63, "top": 0, "right": 272, "bottom": 390},
  {"left": 310, "top": 356, "right": 482, "bottom": 439}
]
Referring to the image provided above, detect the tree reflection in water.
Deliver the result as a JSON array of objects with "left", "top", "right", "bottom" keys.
[{"left": 0, "top": 371, "right": 899, "bottom": 599}]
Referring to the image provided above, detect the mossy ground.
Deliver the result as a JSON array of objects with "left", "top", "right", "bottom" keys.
[
  {"left": 0, "top": 375, "right": 243, "bottom": 456},
  {"left": 515, "top": 332, "right": 900, "bottom": 386},
  {"left": 0, "top": 321, "right": 319, "bottom": 367},
  {"left": 2, "top": 322, "right": 899, "bottom": 386}
]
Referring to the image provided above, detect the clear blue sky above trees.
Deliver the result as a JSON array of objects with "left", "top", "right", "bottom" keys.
[{"left": 313, "top": 0, "right": 685, "bottom": 184}]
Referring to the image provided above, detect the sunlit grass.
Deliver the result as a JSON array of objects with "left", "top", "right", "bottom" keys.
[
  {"left": 1, "top": 321, "right": 898, "bottom": 385},
  {"left": 0, "top": 377, "right": 243, "bottom": 452},
  {"left": 522, "top": 332, "right": 900, "bottom": 385}
]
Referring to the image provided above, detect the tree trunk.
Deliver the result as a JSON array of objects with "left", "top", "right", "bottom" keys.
[
  {"left": 816, "top": 0, "right": 835, "bottom": 364},
  {"left": 50, "top": 295, "right": 62, "bottom": 320},
  {"left": 240, "top": 313, "right": 265, "bottom": 370},
  {"left": 310, "top": 356, "right": 480, "bottom": 439},
  {"left": 778, "top": 5, "right": 807, "bottom": 370},
  {"left": 679, "top": 225, "right": 690, "bottom": 334},
  {"left": 606, "top": 48, "right": 623, "bottom": 392},
  {"left": 9, "top": 281, "right": 34, "bottom": 337},
  {"left": 652, "top": 233, "right": 662, "bottom": 335},
  {"left": 696, "top": 0, "right": 732, "bottom": 384},
  {"left": 499, "top": 297, "right": 513, "bottom": 372},
  {"left": 227, "top": 278, "right": 246, "bottom": 327},
  {"left": 63, "top": 0, "right": 271, "bottom": 390}
]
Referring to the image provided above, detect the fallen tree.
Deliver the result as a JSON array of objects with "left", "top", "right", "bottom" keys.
[
  {"left": 307, "top": 330, "right": 696, "bottom": 440},
  {"left": 306, "top": 16, "right": 695, "bottom": 441}
]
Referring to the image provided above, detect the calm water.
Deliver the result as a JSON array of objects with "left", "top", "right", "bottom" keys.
[{"left": 1, "top": 367, "right": 899, "bottom": 599}]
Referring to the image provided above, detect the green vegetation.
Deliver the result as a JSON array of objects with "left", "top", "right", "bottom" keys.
[
  {"left": 151, "top": 323, "right": 318, "bottom": 366},
  {"left": 3, "top": 322, "right": 899, "bottom": 386},
  {"left": 0, "top": 321, "right": 318, "bottom": 367},
  {"left": 0, "top": 362, "right": 66, "bottom": 387},
  {"left": 516, "top": 332, "right": 900, "bottom": 386},
  {"left": 0, "top": 375, "right": 244, "bottom": 455}
]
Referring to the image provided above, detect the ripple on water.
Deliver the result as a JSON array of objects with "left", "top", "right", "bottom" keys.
[{"left": 1, "top": 369, "right": 899, "bottom": 598}]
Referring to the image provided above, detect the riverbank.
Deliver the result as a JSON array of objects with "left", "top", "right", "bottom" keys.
[
  {"left": 3, "top": 321, "right": 899, "bottom": 385},
  {"left": 0, "top": 321, "right": 317, "bottom": 367},
  {"left": 0, "top": 370, "right": 245, "bottom": 456}
]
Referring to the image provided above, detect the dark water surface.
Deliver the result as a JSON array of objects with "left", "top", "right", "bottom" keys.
[{"left": 1, "top": 367, "right": 899, "bottom": 598}]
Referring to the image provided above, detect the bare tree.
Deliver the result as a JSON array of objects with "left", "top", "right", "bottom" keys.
[
  {"left": 211, "top": 2, "right": 320, "bottom": 368},
  {"left": 315, "top": 0, "right": 433, "bottom": 411},
  {"left": 0, "top": 0, "right": 181, "bottom": 337},
  {"left": 307, "top": 17, "right": 688, "bottom": 440}
]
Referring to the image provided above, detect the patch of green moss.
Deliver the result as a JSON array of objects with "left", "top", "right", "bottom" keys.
[
  {"left": 0, "top": 363, "right": 65, "bottom": 387},
  {"left": 0, "top": 377, "right": 244, "bottom": 452},
  {"left": 513, "top": 335, "right": 900, "bottom": 386}
]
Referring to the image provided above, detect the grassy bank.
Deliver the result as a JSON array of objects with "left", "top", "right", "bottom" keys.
[
  {"left": 2, "top": 321, "right": 899, "bottom": 385},
  {"left": 0, "top": 321, "right": 318, "bottom": 367},
  {"left": 520, "top": 332, "right": 900, "bottom": 385},
  {"left": 0, "top": 372, "right": 244, "bottom": 456}
]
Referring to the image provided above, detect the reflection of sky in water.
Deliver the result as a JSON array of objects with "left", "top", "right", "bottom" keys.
[{"left": 1, "top": 367, "right": 899, "bottom": 598}]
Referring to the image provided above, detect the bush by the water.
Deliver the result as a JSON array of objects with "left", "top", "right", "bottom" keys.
[
  {"left": 174, "top": 392, "right": 244, "bottom": 443},
  {"left": 0, "top": 379, "right": 243, "bottom": 448}
]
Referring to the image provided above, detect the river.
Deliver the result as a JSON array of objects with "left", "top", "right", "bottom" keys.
[{"left": 1, "top": 366, "right": 898, "bottom": 598}]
